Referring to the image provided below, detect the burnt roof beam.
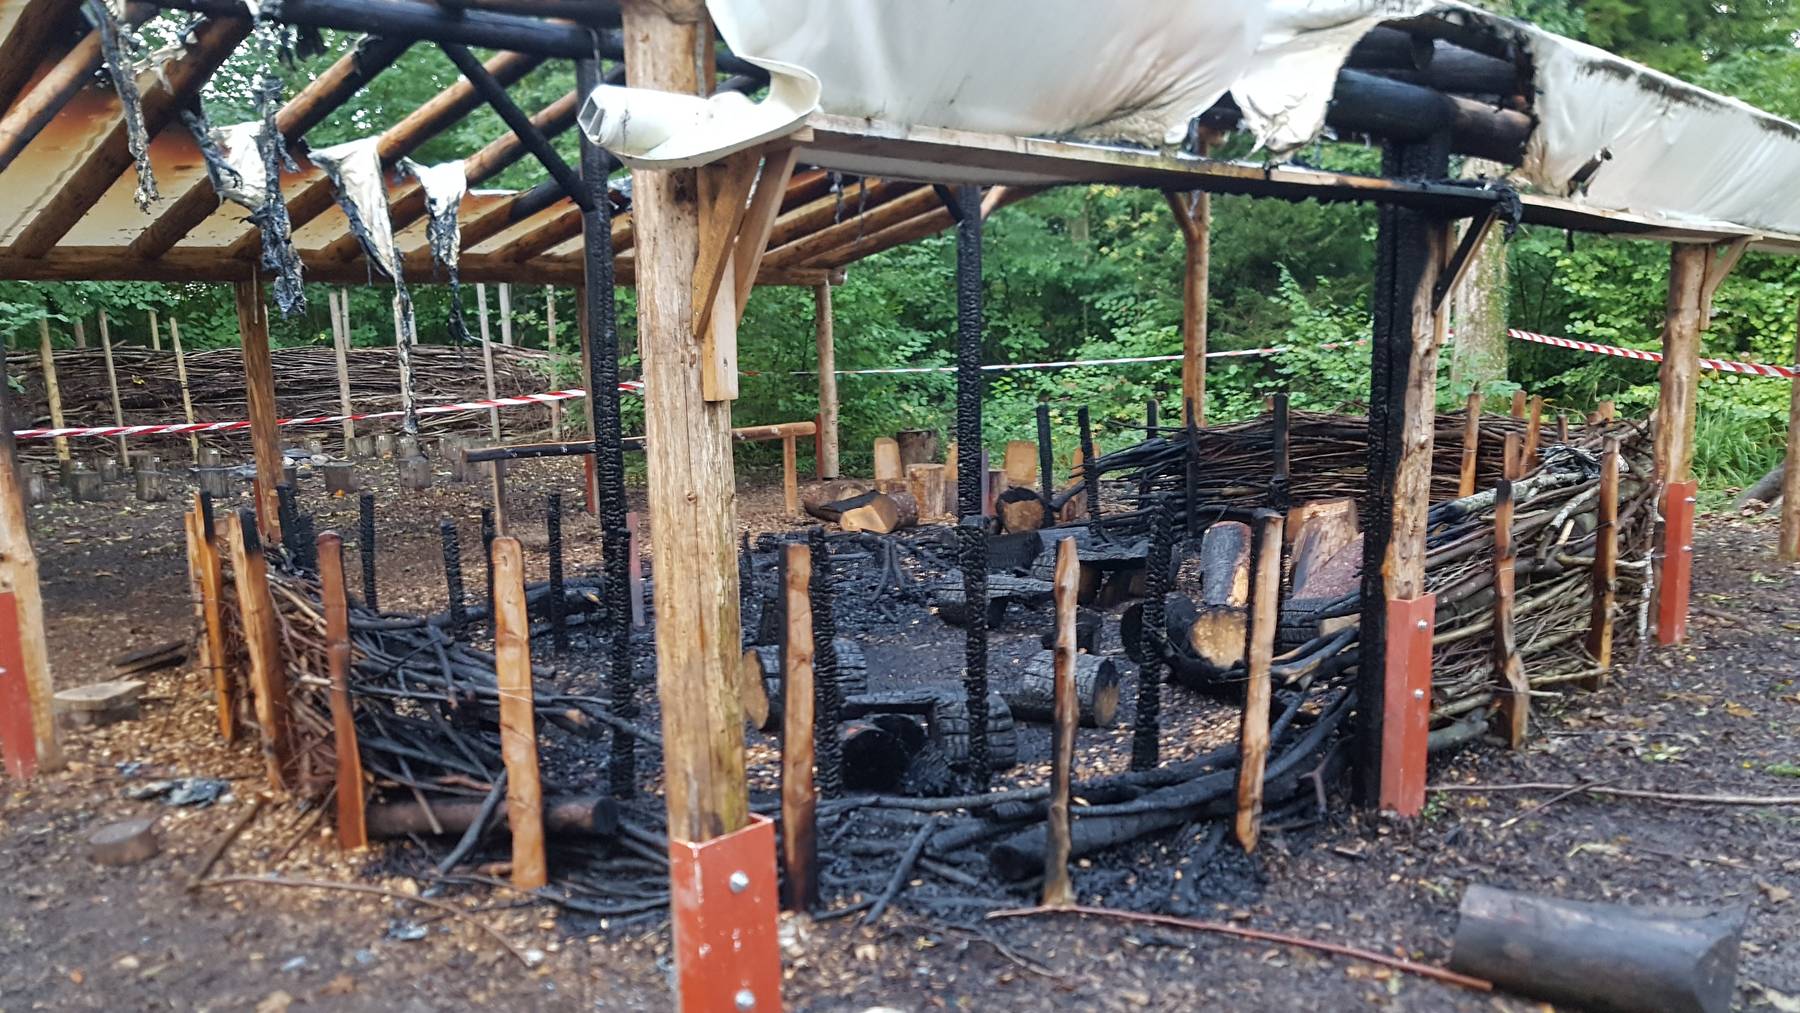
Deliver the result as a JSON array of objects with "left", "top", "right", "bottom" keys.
[
  {"left": 438, "top": 41, "right": 591, "bottom": 212},
  {"left": 0, "top": 2, "right": 156, "bottom": 175}
]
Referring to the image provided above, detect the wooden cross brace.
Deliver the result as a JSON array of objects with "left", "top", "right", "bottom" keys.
[{"left": 692, "top": 138, "right": 805, "bottom": 401}]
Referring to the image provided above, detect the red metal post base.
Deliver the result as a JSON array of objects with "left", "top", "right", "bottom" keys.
[
  {"left": 1657, "top": 480, "right": 1697, "bottom": 645},
  {"left": 1380, "top": 594, "right": 1435, "bottom": 817},
  {"left": 669, "top": 813, "right": 782, "bottom": 1013},
  {"left": 0, "top": 591, "right": 39, "bottom": 780}
]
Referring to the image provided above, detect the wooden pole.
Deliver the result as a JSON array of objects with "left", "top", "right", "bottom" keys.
[
  {"left": 1235, "top": 509, "right": 1283, "bottom": 851},
  {"left": 476, "top": 283, "right": 507, "bottom": 529},
  {"left": 814, "top": 283, "right": 839, "bottom": 479},
  {"left": 224, "top": 509, "right": 292, "bottom": 791},
  {"left": 492, "top": 536, "right": 547, "bottom": 889},
  {"left": 545, "top": 284, "right": 562, "bottom": 441},
  {"left": 620, "top": 0, "right": 750, "bottom": 847},
  {"left": 0, "top": 346, "right": 62, "bottom": 771},
  {"left": 1492, "top": 479, "right": 1528, "bottom": 747},
  {"left": 72, "top": 315, "right": 86, "bottom": 348},
  {"left": 1510, "top": 389, "right": 1526, "bottom": 419},
  {"left": 781, "top": 434, "right": 799, "bottom": 516},
  {"left": 1582, "top": 437, "right": 1620, "bottom": 689},
  {"left": 1457, "top": 391, "right": 1481, "bottom": 497},
  {"left": 1041, "top": 535, "right": 1079, "bottom": 908},
  {"left": 1522, "top": 394, "right": 1543, "bottom": 466},
  {"left": 317, "top": 531, "right": 368, "bottom": 850},
  {"left": 329, "top": 289, "right": 356, "bottom": 453},
  {"left": 191, "top": 493, "right": 234, "bottom": 742},
  {"left": 1166, "top": 191, "right": 1209, "bottom": 427},
  {"left": 778, "top": 542, "right": 817, "bottom": 912},
  {"left": 1502, "top": 432, "right": 1522, "bottom": 481},
  {"left": 1782, "top": 303, "right": 1800, "bottom": 563},
  {"left": 1655, "top": 245, "right": 1706, "bottom": 642},
  {"left": 97, "top": 308, "right": 127, "bottom": 465},
  {"left": 35, "top": 318, "right": 69, "bottom": 467},
  {"left": 235, "top": 280, "right": 283, "bottom": 543},
  {"left": 168, "top": 318, "right": 201, "bottom": 461},
  {"left": 148, "top": 307, "right": 161, "bottom": 352},
  {"left": 498, "top": 283, "right": 514, "bottom": 346}
]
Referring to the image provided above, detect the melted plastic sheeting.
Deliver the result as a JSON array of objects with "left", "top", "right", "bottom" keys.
[
  {"left": 87, "top": 0, "right": 156, "bottom": 210},
  {"left": 404, "top": 157, "right": 473, "bottom": 348},
  {"left": 311, "top": 137, "right": 402, "bottom": 282}
]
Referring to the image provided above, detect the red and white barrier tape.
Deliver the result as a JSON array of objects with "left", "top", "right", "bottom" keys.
[
  {"left": 12, "top": 383, "right": 642, "bottom": 441},
  {"left": 795, "top": 347, "right": 1279, "bottom": 377},
  {"left": 1506, "top": 328, "right": 1800, "bottom": 379}
]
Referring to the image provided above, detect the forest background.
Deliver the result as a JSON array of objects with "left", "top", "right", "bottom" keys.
[{"left": 4, "top": 0, "right": 1799, "bottom": 493}]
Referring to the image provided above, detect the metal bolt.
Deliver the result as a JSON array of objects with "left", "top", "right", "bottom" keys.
[
  {"left": 728, "top": 870, "right": 750, "bottom": 894},
  {"left": 734, "top": 989, "right": 756, "bottom": 1011},
  {"left": 1684, "top": 496, "right": 1697, "bottom": 504},
  {"left": 1412, "top": 688, "right": 1425, "bottom": 700},
  {"left": 1415, "top": 619, "right": 1428, "bottom": 631}
]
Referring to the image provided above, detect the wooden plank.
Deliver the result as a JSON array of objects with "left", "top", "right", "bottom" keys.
[
  {"left": 1582, "top": 437, "right": 1620, "bottom": 689},
  {"left": 34, "top": 318, "right": 68, "bottom": 464},
  {"left": 491, "top": 536, "right": 547, "bottom": 889},
  {"left": 0, "top": 346, "right": 60, "bottom": 772},
  {"left": 191, "top": 493, "right": 233, "bottom": 743},
  {"left": 11, "top": 15, "right": 249, "bottom": 257},
  {"left": 813, "top": 284, "right": 838, "bottom": 479},
  {"left": 168, "top": 317, "right": 200, "bottom": 460},
  {"left": 1491, "top": 480, "right": 1528, "bottom": 747},
  {"left": 778, "top": 542, "right": 817, "bottom": 912},
  {"left": 96, "top": 309, "right": 126, "bottom": 465},
  {"left": 1235, "top": 510, "right": 1284, "bottom": 851},
  {"left": 1783, "top": 304, "right": 1800, "bottom": 563},
  {"left": 732, "top": 145, "right": 801, "bottom": 315},
  {"left": 1040, "top": 536, "right": 1079, "bottom": 908},
  {"left": 692, "top": 148, "right": 760, "bottom": 343},
  {"left": 764, "top": 185, "right": 939, "bottom": 269},
  {"left": 316, "top": 531, "right": 367, "bottom": 850},
  {"left": 1457, "top": 391, "right": 1481, "bottom": 497},
  {"left": 235, "top": 280, "right": 282, "bottom": 543},
  {"left": 621, "top": 4, "right": 749, "bottom": 844},
  {"left": 1700, "top": 236, "right": 1749, "bottom": 324},
  {"left": 224, "top": 509, "right": 292, "bottom": 791}
]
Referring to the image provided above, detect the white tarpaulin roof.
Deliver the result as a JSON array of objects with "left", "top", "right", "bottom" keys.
[{"left": 587, "top": 0, "right": 1800, "bottom": 241}]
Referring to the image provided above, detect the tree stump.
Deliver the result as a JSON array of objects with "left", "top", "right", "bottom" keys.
[
  {"left": 193, "top": 466, "right": 235, "bottom": 501},
  {"left": 996, "top": 487, "right": 1053, "bottom": 534},
  {"left": 1006, "top": 650, "right": 1120, "bottom": 728},
  {"left": 197, "top": 447, "right": 222, "bottom": 467},
  {"left": 303, "top": 436, "right": 327, "bottom": 457},
  {"left": 88, "top": 817, "right": 159, "bottom": 866},
  {"left": 895, "top": 429, "right": 939, "bottom": 468},
  {"left": 135, "top": 468, "right": 168, "bottom": 503},
  {"left": 395, "top": 434, "right": 421, "bottom": 461},
  {"left": 396, "top": 455, "right": 432, "bottom": 491},
  {"left": 740, "top": 639, "right": 868, "bottom": 732},
  {"left": 22, "top": 468, "right": 53, "bottom": 506},
  {"left": 321, "top": 461, "right": 357, "bottom": 496},
  {"left": 1178, "top": 522, "right": 1253, "bottom": 685},
  {"left": 374, "top": 433, "right": 397, "bottom": 459},
  {"left": 840, "top": 490, "right": 919, "bottom": 533},
  {"left": 54, "top": 679, "right": 145, "bottom": 729},
  {"left": 873, "top": 437, "right": 903, "bottom": 482},
  {"left": 906, "top": 464, "right": 947, "bottom": 523},
  {"left": 66, "top": 466, "right": 103, "bottom": 502},
  {"left": 351, "top": 435, "right": 377, "bottom": 459}
]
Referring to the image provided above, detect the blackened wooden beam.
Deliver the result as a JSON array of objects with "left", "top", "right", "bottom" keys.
[
  {"left": 159, "top": 0, "right": 604, "bottom": 57},
  {"left": 439, "top": 42, "right": 592, "bottom": 212}
]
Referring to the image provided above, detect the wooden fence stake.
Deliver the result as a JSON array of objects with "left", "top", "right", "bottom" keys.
[
  {"left": 781, "top": 434, "right": 800, "bottom": 516},
  {"left": 545, "top": 285, "right": 562, "bottom": 441},
  {"left": 148, "top": 308, "right": 161, "bottom": 351},
  {"left": 225, "top": 509, "right": 292, "bottom": 791},
  {"left": 1581, "top": 438, "right": 1621, "bottom": 689},
  {"left": 190, "top": 495, "right": 234, "bottom": 742},
  {"left": 1781, "top": 304, "right": 1800, "bottom": 563},
  {"left": 98, "top": 308, "right": 127, "bottom": 465},
  {"left": 317, "top": 531, "right": 368, "bottom": 850},
  {"left": 1492, "top": 481, "right": 1528, "bottom": 746},
  {"left": 491, "top": 536, "right": 547, "bottom": 890},
  {"left": 1523, "top": 395, "right": 1544, "bottom": 463},
  {"left": 498, "top": 283, "right": 514, "bottom": 346},
  {"left": 1502, "top": 433, "right": 1522, "bottom": 481},
  {"left": 1510, "top": 389, "right": 1526, "bottom": 420},
  {"left": 36, "top": 319, "right": 70, "bottom": 468},
  {"left": 1235, "top": 509, "right": 1284, "bottom": 851},
  {"left": 329, "top": 290, "right": 356, "bottom": 454},
  {"left": 168, "top": 318, "right": 201, "bottom": 461},
  {"left": 1458, "top": 392, "right": 1481, "bottom": 497},
  {"left": 72, "top": 315, "right": 86, "bottom": 349},
  {"left": 476, "top": 284, "right": 508, "bottom": 531},
  {"left": 1041, "top": 536, "right": 1080, "bottom": 907},
  {"left": 779, "top": 542, "right": 817, "bottom": 912}
]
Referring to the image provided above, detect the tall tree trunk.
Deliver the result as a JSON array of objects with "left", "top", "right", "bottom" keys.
[{"left": 1449, "top": 159, "right": 1509, "bottom": 394}]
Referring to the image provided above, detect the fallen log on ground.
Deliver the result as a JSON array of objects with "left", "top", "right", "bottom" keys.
[
  {"left": 1005, "top": 650, "right": 1120, "bottom": 728},
  {"left": 366, "top": 794, "right": 621, "bottom": 838}
]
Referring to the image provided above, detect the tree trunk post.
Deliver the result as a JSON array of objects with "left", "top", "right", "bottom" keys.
[
  {"left": 1492, "top": 479, "right": 1528, "bottom": 746},
  {"left": 35, "top": 318, "right": 69, "bottom": 468},
  {"left": 191, "top": 492, "right": 234, "bottom": 742},
  {"left": 0, "top": 344, "right": 60, "bottom": 772},
  {"left": 235, "top": 280, "right": 283, "bottom": 544},
  {"left": 812, "top": 283, "right": 841, "bottom": 482},
  {"left": 224, "top": 509, "right": 291, "bottom": 791},
  {"left": 1165, "top": 190, "right": 1209, "bottom": 427},
  {"left": 1781, "top": 304, "right": 1800, "bottom": 562},
  {"left": 545, "top": 284, "right": 563, "bottom": 441},
  {"left": 1458, "top": 391, "right": 1481, "bottom": 497},
  {"left": 1041, "top": 536, "right": 1079, "bottom": 907},
  {"left": 1655, "top": 244, "right": 1705, "bottom": 645},
  {"left": 779, "top": 542, "right": 817, "bottom": 912},
  {"left": 491, "top": 536, "right": 547, "bottom": 889},
  {"left": 97, "top": 308, "right": 128, "bottom": 466},
  {"left": 1582, "top": 438, "right": 1621, "bottom": 690},
  {"left": 167, "top": 317, "right": 201, "bottom": 461}
]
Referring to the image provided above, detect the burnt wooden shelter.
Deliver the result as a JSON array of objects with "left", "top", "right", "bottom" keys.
[{"left": 2, "top": 0, "right": 1798, "bottom": 1008}]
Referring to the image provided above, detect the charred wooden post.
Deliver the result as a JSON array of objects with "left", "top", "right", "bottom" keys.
[
  {"left": 1041, "top": 536, "right": 1080, "bottom": 908},
  {"left": 1492, "top": 479, "right": 1528, "bottom": 746},
  {"left": 234, "top": 281, "right": 283, "bottom": 543},
  {"left": 1268, "top": 393, "right": 1291, "bottom": 511},
  {"left": 1458, "top": 391, "right": 1481, "bottom": 496},
  {"left": 1235, "top": 509, "right": 1284, "bottom": 851},
  {"left": 439, "top": 518, "right": 468, "bottom": 634},
  {"left": 276, "top": 483, "right": 300, "bottom": 561},
  {"left": 809, "top": 527, "right": 842, "bottom": 797},
  {"left": 1449, "top": 885, "right": 1748, "bottom": 1013},
  {"left": 480, "top": 506, "right": 497, "bottom": 632},
  {"left": 1783, "top": 306, "right": 1800, "bottom": 562},
  {"left": 358, "top": 492, "right": 378, "bottom": 609},
  {"left": 957, "top": 519, "right": 991, "bottom": 788},
  {"left": 491, "top": 536, "right": 547, "bottom": 890},
  {"left": 1355, "top": 135, "right": 1450, "bottom": 810},
  {"left": 954, "top": 183, "right": 984, "bottom": 519},
  {"left": 1184, "top": 397, "right": 1201, "bottom": 537},
  {"left": 779, "top": 542, "right": 818, "bottom": 912},
  {"left": 1077, "top": 406, "right": 1102, "bottom": 527},
  {"left": 546, "top": 493, "right": 567, "bottom": 652},
  {"left": 1133, "top": 498, "right": 1173, "bottom": 769},
  {"left": 225, "top": 509, "right": 291, "bottom": 792},
  {"left": 1582, "top": 438, "right": 1622, "bottom": 689},
  {"left": 316, "top": 531, "right": 367, "bottom": 851},
  {"left": 1036, "top": 402, "right": 1055, "bottom": 502}
]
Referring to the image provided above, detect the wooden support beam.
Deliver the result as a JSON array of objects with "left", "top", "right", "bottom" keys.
[
  {"left": 1700, "top": 236, "right": 1749, "bottom": 326},
  {"left": 693, "top": 149, "right": 760, "bottom": 399},
  {"left": 440, "top": 42, "right": 589, "bottom": 212},
  {"left": 801, "top": 186, "right": 1037, "bottom": 270},
  {"left": 224, "top": 509, "right": 291, "bottom": 792},
  {"left": 763, "top": 184, "right": 937, "bottom": 268},
  {"left": 11, "top": 15, "right": 249, "bottom": 257},
  {"left": 1040, "top": 536, "right": 1079, "bottom": 908},
  {"left": 1165, "top": 190, "right": 1210, "bottom": 426},
  {"left": 1492, "top": 479, "right": 1528, "bottom": 746},
  {"left": 190, "top": 494, "right": 233, "bottom": 742},
  {"left": 781, "top": 435, "right": 799, "bottom": 517},
  {"left": 731, "top": 145, "right": 800, "bottom": 317},
  {"left": 620, "top": 0, "right": 749, "bottom": 846},
  {"left": 1782, "top": 304, "right": 1800, "bottom": 564},
  {"left": 1583, "top": 438, "right": 1620, "bottom": 688},
  {"left": 133, "top": 36, "right": 410, "bottom": 259},
  {"left": 491, "top": 536, "right": 547, "bottom": 889},
  {"left": 814, "top": 283, "right": 839, "bottom": 479},
  {"left": 1235, "top": 509, "right": 1283, "bottom": 850},
  {"left": 0, "top": 344, "right": 60, "bottom": 772},
  {"left": 328, "top": 291, "right": 355, "bottom": 452},
  {"left": 760, "top": 177, "right": 903, "bottom": 252},
  {"left": 1655, "top": 245, "right": 1706, "bottom": 645},
  {"left": 1457, "top": 391, "right": 1480, "bottom": 497},
  {"left": 1431, "top": 207, "right": 1498, "bottom": 311},
  {"left": 235, "top": 280, "right": 282, "bottom": 543},
  {"left": 316, "top": 531, "right": 367, "bottom": 850},
  {"left": 0, "top": 4, "right": 157, "bottom": 177},
  {"left": 0, "top": 0, "right": 70, "bottom": 115},
  {"left": 778, "top": 542, "right": 817, "bottom": 912}
]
